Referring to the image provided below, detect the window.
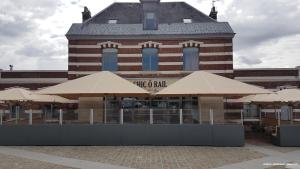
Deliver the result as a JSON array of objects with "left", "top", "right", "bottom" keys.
[
  {"left": 183, "top": 48, "right": 199, "bottom": 71},
  {"left": 183, "top": 18, "right": 192, "bottom": 23},
  {"left": 102, "top": 48, "right": 118, "bottom": 71},
  {"left": 108, "top": 19, "right": 118, "bottom": 24},
  {"left": 142, "top": 48, "right": 158, "bottom": 71},
  {"left": 144, "top": 12, "right": 157, "bottom": 30}
]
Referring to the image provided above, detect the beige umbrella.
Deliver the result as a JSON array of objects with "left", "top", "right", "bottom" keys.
[
  {"left": 36, "top": 71, "right": 150, "bottom": 99},
  {"left": 237, "top": 93, "right": 285, "bottom": 103},
  {"left": 0, "top": 87, "right": 76, "bottom": 104},
  {"left": 156, "top": 71, "right": 271, "bottom": 96},
  {"left": 277, "top": 89, "right": 300, "bottom": 103}
]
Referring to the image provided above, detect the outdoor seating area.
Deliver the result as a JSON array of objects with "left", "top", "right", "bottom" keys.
[{"left": 0, "top": 71, "right": 299, "bottom": 146}]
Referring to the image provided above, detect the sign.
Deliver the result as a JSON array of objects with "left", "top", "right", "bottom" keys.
[{"left": 128, "top": 78, "right": 179, "bottom": 93}]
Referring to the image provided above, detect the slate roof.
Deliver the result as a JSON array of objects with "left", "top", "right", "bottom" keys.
[
  {"left": 86, "top": 2, "right": 216, "bottom": 24},
  {"left": 66, "top": 2, "right": 235, "bottom": 38}
]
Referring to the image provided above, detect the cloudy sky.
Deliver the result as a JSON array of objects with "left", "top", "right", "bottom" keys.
[{"left": 0, "top": 0, "right": 300, "bottom": 70}]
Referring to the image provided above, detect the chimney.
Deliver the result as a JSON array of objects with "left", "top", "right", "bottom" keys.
[
  {"left": 9, "top": 65, "right": 13, "bottom": 71},
  {"left": 82, "top": 6, "right": 91, "bottom": 22},
  {"left": 209, "top": 6, "right": 218, "bottom": 20},
  {"left": 140, "top": 0, "right": 160, "bottom": 30}
]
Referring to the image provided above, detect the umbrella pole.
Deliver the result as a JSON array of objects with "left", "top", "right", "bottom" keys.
[
  {"left": 104, "top": 96, "right": 107, "bottom": 124},
  {"left": 290, "top": 105, "right": 294, "bottom": 125}
]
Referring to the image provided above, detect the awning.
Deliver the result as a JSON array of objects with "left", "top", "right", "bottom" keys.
[
  {"left": 37, "top": 71, "right": 150, "bottom": 99},
  {"left": 155, "top": 71, "right": 271, "bottom": 96}
]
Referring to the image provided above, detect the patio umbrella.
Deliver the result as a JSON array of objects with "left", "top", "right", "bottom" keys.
[
  {"left": 277, "top": 89, "right": 300, "bottom": 123},
  {"left": 0, "top": 87, "right": 76, "bottom": 104},
  {"left": 0, "top": 87, "right": 76, "bottom": 124},
  {"left": 36, "top": 71, "right": 150, "bottom": 99},
  {"left": 236, "top": 93, "right": 285, "bottom": 103},
  {"left": 36, "top": 71, "right": 150, "bottom": 124},
  {"left": 237, "top": 93, "right": 285, "bottom": 126},
  {"left": 155, "top": 71, "right": 271, "bottom": 97},
  {"left": 277, "top": 89, "right": 300, "bottom": 103}
]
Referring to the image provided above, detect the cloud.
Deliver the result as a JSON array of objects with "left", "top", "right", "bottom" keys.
[
  {"left": 0, "top": 0, "right": 299, "bottom": 71},
  {"left": 220, "top": 0, "right": 300, "bottom": 51},
  {"left": 238, "top": 56, "right": 262, "bottom": 66}
]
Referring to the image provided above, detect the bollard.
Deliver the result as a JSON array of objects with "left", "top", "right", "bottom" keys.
[
  {"left": 29, "top": 109, "right": 33, "bottom": 125},
  {"left": 90, "top": 109, "right": 94, "bottom": 125},
  {"left": 120, "top": 109, "right": 124, "bottom": 125},
  {"left": 179, "top": 109, "right": 183, "bottom": 125},
  {"left": 59, "top": 109, "right": 63, "bottom": 125},
  {"left": 150, "top": 109, "right": 153, "bottom": 124}
]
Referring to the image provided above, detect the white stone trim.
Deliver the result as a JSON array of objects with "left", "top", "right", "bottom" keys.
[
  {"left": 0, "top": 78, "right": 67, "bottom": 84},
  {"left": 200, "top": 61, "right": 233, "bottom": 65},
  {"left": 235, "top": 76, "right": 299, "bottom": 82},
  {"left": 69, "top": 43, "right": 233, "bottom": 49},
  {"left": 179, "top": 40, "right": 203, "bottom": 48},
  {"left": 97, "top": 41, "right": 121, "bottom": 49},
  {"left": 201, "top": 43, "right": 233, "bottom": 47},
  {"left": 158, "top": 53, "right": 183, "bottom": 57},
  {"left": 69, "top": 53, "right": 102, "bottom": 57},
  {"left": 159, "top": 62, "right": 183, "bottom": 66},
  {"left": 138, "top": 41, "right": 162, "bottom": 48},
  {"left": 119, "top": 45, "right": 141, "bottom": 49},
  {"left": 69, "top": 62, "right": 102, "bottom": 66},
  {"left": 118, "top": 63, "right": 142, "bottom": 66},
  {"left": 118, "top": 54, "right": 142, "bottom": 58},
  {"left": 200, "top": 52, "right": 233, "bottom": 56},
  {"left": 68, "top": 70, "right": 234, "bottom": 75}
]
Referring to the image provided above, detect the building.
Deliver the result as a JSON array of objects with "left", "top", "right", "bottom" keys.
[{"left": 0, "top": 0, "right": 300, "bottom": 124}]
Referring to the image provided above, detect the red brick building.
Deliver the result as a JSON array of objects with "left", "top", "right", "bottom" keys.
[{"left": 0, "top": 0, "right": 299, "bottom": 120}]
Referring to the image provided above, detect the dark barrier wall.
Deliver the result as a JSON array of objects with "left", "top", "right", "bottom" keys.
[
  {"left": 0, "top": 124, "right": 244, "bottom": 146},
  {"left": 273, "top": 125, "right": 300, "bottom": 147}
]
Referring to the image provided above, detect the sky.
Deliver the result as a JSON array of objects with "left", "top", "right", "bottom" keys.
[{"left": 0, "top": 0, "right": 300, "bottom": 70}]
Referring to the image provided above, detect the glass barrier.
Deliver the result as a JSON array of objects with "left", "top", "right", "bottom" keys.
[
  {"left": 153, "top": 109, "right": 179, "bottom": 124},
  {"left": 123, "top": 108, "right": 149, "bottom": 124}
]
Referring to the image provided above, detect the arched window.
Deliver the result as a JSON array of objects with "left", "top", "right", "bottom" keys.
[
  {"left": 102, "top": 48, "right": 118, "bottom": 71},
  {"left": 142, "top": 48, "right": 158, "bottom": 71}
]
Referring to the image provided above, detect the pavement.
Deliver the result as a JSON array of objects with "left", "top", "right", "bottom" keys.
[
  {"left": 214, "top": 144, "right": 300, "bottom": 169},
  {"left": 0, "top": 146, "right": 133, "bottom": 169},
  {"left": 0, "top": 144, "right": 299, "bottom": 169}
]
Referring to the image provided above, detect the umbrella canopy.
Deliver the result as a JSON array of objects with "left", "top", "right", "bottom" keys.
[
  {"left": 37, "top": 71, "right": 150, "bottom": 99},
  {"left": 236, "top": 93, "right": 285, "bottom": 103},
  {"left": 0, "top": 87, "right": 75, "bottom": 103},
  {"left": 277, "top": 89, "right": 300, "bottom": 103},
  {"left": 156, "top": 71, "right": 271, "bottom": 96},
  {"left": 0, "top": 88, "right": 34, "bottom": 102}
]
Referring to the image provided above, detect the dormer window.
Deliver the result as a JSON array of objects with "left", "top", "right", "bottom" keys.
[
  {"left": 144, "top": 12, "right": 157, "bottom": 30},
  {"left": 108, "top": 19, "right": 118, "bottom": 24},
  {"left": 183, "top": 18, "right": 192, "bottom": 23}
]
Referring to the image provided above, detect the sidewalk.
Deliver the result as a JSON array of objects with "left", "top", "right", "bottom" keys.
[
  {"left": 0, "top": 147, "right": 133, "bottom": 169},
  {"left": 214, "top": 144, "right": 300, "bottom": 169}
]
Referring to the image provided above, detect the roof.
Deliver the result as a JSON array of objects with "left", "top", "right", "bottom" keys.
[
  {"left": 67, "top": 22, "right": 234, "bottom": 39},
  {"left": 155, "top": 71, "right": 271, "bottom": 97},
  {"left": 37, "top": 71, "right": 150, "bottom": 99},
  {"left": 66, "top": 2, "right": 234, "bottom": 38},
  {"left": 86, "top": 2, "right": 216, "bottom": 24}
]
